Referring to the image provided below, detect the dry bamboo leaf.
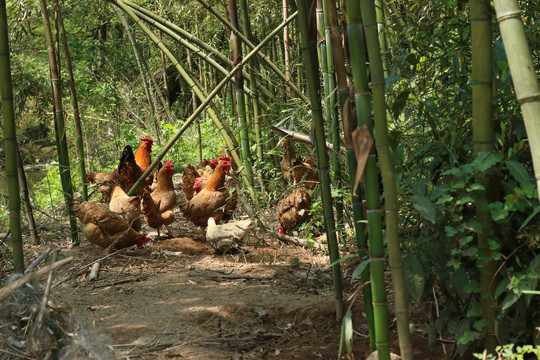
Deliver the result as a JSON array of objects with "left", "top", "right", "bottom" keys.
[{"left": 352, "top": 125, "right": 373, "bottom": 195}]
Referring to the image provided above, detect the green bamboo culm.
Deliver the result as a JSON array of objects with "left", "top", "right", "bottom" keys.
[
  {"left": 0, "top": 0, "right": 24, "bottom": 273},
  {"left": 360, "top": 0, "right": 412, "bottom": 358},
  {"left": 120, "top": 0, "right": 273, "bottom": 109},
  {"left": 493, "top": 0, "right": 540, "bottom": 202},
  {"left": 297, "top": 0, "right": 344, "bottom": 321},
  {"left": 471, "top": 0, "right": 498, "bottom": 352},
  {"left": 239, "top": 0, "right": 264, "bottom": 164},
  {"left": 228, "top": 0, "right": 254, "bottom": 180},
  {"left": 114, "top": 6, "right": 161, "bottom": 146},
  {"left": 195, "top": 0, "right": 310, "bottom": 104},
  {"left": 343, "top": 0, "right": 375, "bottom": 349},
  {"left": 39, "top": 0, "right": 78, "bottom": 245},
  {"left": 56, "top": 3, "right": 87, "bottom": 200},
  {"left": 320, "top": 0, "right": 345, "bottom": 234}
]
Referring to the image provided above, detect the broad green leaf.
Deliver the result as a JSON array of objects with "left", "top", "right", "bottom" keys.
[
  {"left": 454, "top": 268, "right": 468, "bottom": 301},
  {"left": 404, "top": 254, "right": 425, "bottom": 302},
  {"left": 411, "top": 195, "right": 436, "bottom": 224},
  {"left": 392, "top": 90, "right": 411, "bottom": 119},
  {"left": 506, "top": 160, "right": 531, "bottom": 184},
  {"left": 494, "top": 277, "right": 510, "bottom": 299},
  {"left": 519, "top": 205, "right": 540, "bottom": 231},
  {"left": 501, "top": 291, "right": 519, "bottom": 311}
]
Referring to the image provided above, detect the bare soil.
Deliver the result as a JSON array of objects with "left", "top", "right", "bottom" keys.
[{"left": 8, "top": 179, "right": 454, "bottom": 359}]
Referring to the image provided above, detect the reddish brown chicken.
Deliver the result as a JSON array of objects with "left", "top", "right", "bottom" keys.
[
  {"left": 86, "top": 171, "right": 119, "bottom": 203},
  {"left": 141, "top": 160, "right": 176, "bottom": 238},
  {"left": 277, "top": 188, "right": 312, "bottom": 235},
  {"left": 280, "top": 140, "right": 296, "bottom": 182},
  {"left": 179, "top": 159, "right": 232, "bottom": 229},
  {"left": 108, "top": 184, "right": 142, "bottom": 231},
  {"left": 70, "top": 201, "right": 147, "bottom": 250},
  {"left": 181, "top": 164, "right": 200, "bottom": 201},
  {"left": 291, "top": 155, "right": 319, "bottom": 190},
  {"left": 135, "top": 136, "right": 153, "bottom": 173}
]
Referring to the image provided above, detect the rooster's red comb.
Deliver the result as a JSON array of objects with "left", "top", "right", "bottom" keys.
[
  {"left": 141, "top": 137, "right": 153, "bottom": 144},
  {"left": 218, "top": 156, "right": 230, "bottom": 162},
  {"left": 163, "top": 160, "right": 174, "bottom": 168}
]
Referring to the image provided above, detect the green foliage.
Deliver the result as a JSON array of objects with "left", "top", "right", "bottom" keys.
[{"left": 474, "top": 344, "right": 540, "bottom": 360}]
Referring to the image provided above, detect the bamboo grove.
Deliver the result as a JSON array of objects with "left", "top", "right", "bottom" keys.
[{"left": 1, "top": 0, "right": 539, "bottom": 358}]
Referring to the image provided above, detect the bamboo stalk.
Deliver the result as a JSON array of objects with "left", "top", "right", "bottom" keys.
[
  {"left": 195, "top": 0, "right": 310, "bottom": 103},
  {"left": 361, "top": 0, "right": 412, "bottom": 358},
  {"left": 297, "top": 0, "right": 344, "bottom": 321},
  {"left": 228, "top": 0, "right": 254, "bottom": 180},
  {"left": 16, "top": 148, "right": 40, "bottom": 245},
  {"left": 493, "top": 0, "right": 540, "bottom": 201},
  {"left": 119, "top": 0, "right": 274, "bottom": 105},
  {"left": 56, "top": 4, "right": 88, "bottom": 200},
  {"left": 39, "top": 0, "right": 78, "bottom": 245},
  {"left": 322, "top": 0, "right": 346, "bottom": 238},
  {"left": 472, "top": 0, "right": 497, "bottom": 352},
  {"left": 0, "top": 0, "right": 24, "bottom": 273},
  {"left": 114, "top": 6, "right": 161, "bottom": 144},
  {"left": 343, "top": 0, "right": 375, "bottom": 349}
]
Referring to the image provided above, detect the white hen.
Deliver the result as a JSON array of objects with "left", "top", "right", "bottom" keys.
[{"left": 206, "top": 217, "right": 254, "bottom": 254}]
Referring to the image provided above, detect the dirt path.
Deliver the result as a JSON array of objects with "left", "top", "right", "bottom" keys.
[
  {"left": 12, "top": 178, "right": 450, "bottom": 359},
  {"left": 52, "top": 231, "right": 358, "bottom": 359}
]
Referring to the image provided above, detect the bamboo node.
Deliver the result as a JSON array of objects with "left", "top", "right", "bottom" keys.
[
  {"left": 496, "top": 11, "right": 522, "bottom": 23},
  {"left": 518, "top": 94, "right": 540, "bottom": 105}
]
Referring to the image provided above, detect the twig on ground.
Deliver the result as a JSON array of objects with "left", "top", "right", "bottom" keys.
[
  {"left": 0, "top": 257, "right": 73, "bottom": 302},
  {"left": 187, "top": 272, "right": 264, "bottom": 281},
  {"left": 92, "top": 276, "right": 141, "bottom": 289},
  {"left": 275, "top": 233, "right": 325, "bottom": 250},
  {"left": 36, "top": 251, "right": 59, "bottom": 328},
  {"left": 109, "top": 257, "right": 132, "bottom": 292},
  {"left": 25, "top": 247, "right": 52, "bottom": 274}
]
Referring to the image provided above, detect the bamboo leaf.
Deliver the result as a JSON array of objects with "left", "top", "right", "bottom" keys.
[
  {"left": 327, "top": 253, "right": 356, "bottom": 269},
  {"left": 351, "top": 259, "right": 370, "bottom": 281}
]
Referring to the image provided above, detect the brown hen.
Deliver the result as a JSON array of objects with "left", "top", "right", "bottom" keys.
[
  {"left": 179, "top": 159, "right": 232, "bottom": 229},
  {"left": 70, "top": 201, "right": 147, "bottom": 250},
  {"left": 277, "top": 188, "right": 312, "bottom": 235}
]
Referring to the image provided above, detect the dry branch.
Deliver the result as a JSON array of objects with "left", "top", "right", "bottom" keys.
[{"left": 0, "top": 257, "right": 73, "bottom": 302}]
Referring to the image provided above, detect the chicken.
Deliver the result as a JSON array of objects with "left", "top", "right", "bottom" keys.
[
  {"left": 183, "top": 157, "right": 232, "bottom": 200},
  {"left": 182, "top": 164, "right": 199, "bottom": 201},
  {"left": 135, "top": 136, "right": 153, "bottom": 172},
  {"left": 117, "top": 145, "right": 151, "bottom": 196},
  {"left": 141, "top": 160, "right": 176, "bottom": 237},
  {"left": 280, "top": 140, "right": 296, "bottom": 182},
  {"left": 70, "top": 201, "right": 147, "bottom": 250},
  {"left": 179, "top": 159, "right": 232, "bottom": 229},
  {"left": 109, "top": 184, "right": 142, "bottom": 231},
  {"left": 150, "top": 162, "right": 163, "bottom": 192},
  {"left": 291, "top": 155, "right": 319, "bottom": 190},
  {"left": 206, "top": 217, "right": 253, "bottom": 254},
  {"left": 277, "top": 188, "right": 312, "bottom": 235},
  {"left": 86, "top": 171, "right": 119, "bottom": 203}
]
